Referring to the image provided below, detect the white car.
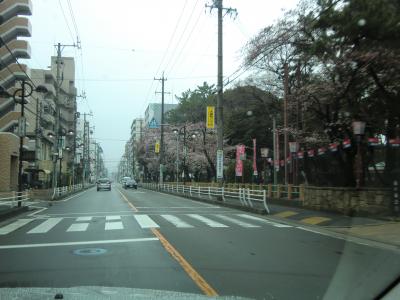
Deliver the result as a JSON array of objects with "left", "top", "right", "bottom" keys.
[{"left": 97, "top": 178, "right": 111, "bottom": 191}]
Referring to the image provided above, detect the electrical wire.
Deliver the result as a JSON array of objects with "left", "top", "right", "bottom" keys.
[
  {"left": 57, "top": 0, "right": 75, "bottom": 44},
  {"left": 162, "top": 0, "right": 200, "bottom": 74}
]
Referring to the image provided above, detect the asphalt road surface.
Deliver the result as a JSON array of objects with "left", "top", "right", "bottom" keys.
[{"left": 0, "top": 185, "right": 399, "bottom": 299}]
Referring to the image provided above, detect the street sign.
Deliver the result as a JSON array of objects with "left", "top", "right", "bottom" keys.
[
  {"left": 18, "top": 117, "right": 26, "bottom": 137},
  {"left": 260, "top": 148, "right": 269, "bottom": 158},
  {"left": 206, "top": 106, "right": 215, "bottom": 129},
  {"left": 155, "top": 141, "right": 160, "bottom": 153},
  {"left": 216, "top": 150, "right": 223, "bottom": 179},
  {"left": 148, "top": 118, "right": 159, "bottom": 129}
]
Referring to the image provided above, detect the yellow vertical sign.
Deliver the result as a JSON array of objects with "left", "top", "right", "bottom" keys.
[
  {"left": 206, "top": 106, "right": 215, "bottom": 129},
  {"left": 155, "top": 141, "right": 160, "bottom": 153}
]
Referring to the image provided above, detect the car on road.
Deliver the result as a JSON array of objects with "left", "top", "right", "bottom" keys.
[
  {"left": 123, "top": 178, "right": 137, "bottom": 189},
  {"left": 97, "top": 178, "right": 111, "bottom": 191}
]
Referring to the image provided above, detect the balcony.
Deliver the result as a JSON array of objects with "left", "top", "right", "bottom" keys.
[
  {"left": 0, "top": 63, "right": 28, "bottom": 89},
  {"left": 42, "top": 112, "right": 55, "bottom": 125},
  {"left": 0, "top": 0, "right": 32, "bottom": 24},
  {"left": 0, "top": 16, "right": 31, "bottom": 44},
  {"left": 0, "top": 110, "right": 20, "bottom": 132},
  {"left": 0, "top": 39, "right": 30, "bottom": 67}
]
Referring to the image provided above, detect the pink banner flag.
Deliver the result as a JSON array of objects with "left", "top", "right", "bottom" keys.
[{"left": 235, "top": 145, "right": 245, "bottom": 176}]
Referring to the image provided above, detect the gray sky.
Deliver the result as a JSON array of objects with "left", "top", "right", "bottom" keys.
[{"left": 27, "top": 0, "right": 299, "bottom": 172}]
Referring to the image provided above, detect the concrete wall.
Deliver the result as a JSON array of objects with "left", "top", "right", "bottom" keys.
[{"left": 0, "top": 133, "right": 19, "bottom": 192}]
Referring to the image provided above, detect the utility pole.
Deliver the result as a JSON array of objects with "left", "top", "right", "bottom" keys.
[
  {"left": 52, "top": 42, "right": 79, "bottom": 188},
  {"left": 272, "top": 117, "right": 277, "bottom": 185},
  {"left": 52, "top": 43, "right": 62, "bottom": 188},
  {"left": 154, "top": 72, "right": 166, "bottom": 185},
  {"left": 17, "top": 80, "right": 26, "bottom": 201},
  {"left": 207, "top": 0, "right": 237, "bottom": 184},
  {"left": 284, "top": 62, "right": 289, "bottom": 185}
]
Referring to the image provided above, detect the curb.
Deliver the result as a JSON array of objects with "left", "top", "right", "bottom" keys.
[{"left": 0, "top": 206, "right": 29, "bottom": 222}]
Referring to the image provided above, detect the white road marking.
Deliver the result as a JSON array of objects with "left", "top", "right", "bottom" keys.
[
  {"left": 296, "top": 226, "right": 331, "bottom": 237},
  {"left": 161, "top": 215, "right": 194, "bottom": 228},
  {"left": 27, "top": 218, "right": 63, "bottom": 234},
  {"left": 0, "top": 219, "right": 34, "bottom": 235},
  {"left": 136, "top": 206, "right": 221, "bottom": 209},
  {"left": 106, "top": 215, "right": 121, "bottom": 221},
  {"left": 134, "top": 215, "right": 159, "bottom": 228},
  {"left": 67, "top": 223, "right": 89, "bottom": 232},
  {"left": 76, "top": 216, "right": 92, "bottom": 222},
  {"left": 0, "top": 237, "right": 159, "bottom": 250},
  {"left": 237, "top": 214, "right": 292, "bottom": 228},
  {"left": 215, "top": 214, "right": 260, "bottom": 228},
  {"left": 27, "top": 207, "right": 48, "bottom": 216},
  {"left": 60, "top": 188, "right": 92, "bottom": 202},
  {"left": 48, "top": 211, "right": 133, "bottom": 216},
  {"left": 105, "top": 221, "right": 124, "bottom": 230},
  {"left": 187, "top": 214, "right": 228, "bottom": 228}
]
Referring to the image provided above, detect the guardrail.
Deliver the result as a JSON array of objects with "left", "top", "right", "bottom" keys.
[
  {"left": 52, "top": 183, "right": 83, "bottom": 200},
  {"left": 0, "top": 191, "right": 30, "bottom": 208},
  {"left": 142, "top": 183, "right": 271, "bottom": 213}
]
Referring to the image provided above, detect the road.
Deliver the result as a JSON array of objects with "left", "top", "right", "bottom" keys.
[{"left": 0, "top": 185, "right": 399, "bottom": 299}]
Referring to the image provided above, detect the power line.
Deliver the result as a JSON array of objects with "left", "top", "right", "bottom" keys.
[
  {"left": 166, "top": 6, "right": 204, "bottom": 75},
  {"left": 141, "top": 0, "right": 189, "bottom": 117},
  {"left": 163, "top": 0, "right": 200, "bottom": 74},
  {"left": 66, "top": 0, "right": 80, "bottom": 40},
  {"left": 57, "top": 0, "right": 75, "bottom": 43}
]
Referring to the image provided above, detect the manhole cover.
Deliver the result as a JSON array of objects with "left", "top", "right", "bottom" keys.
[{"left": 72, "top": 248, "right": 107, "bottom": 256}]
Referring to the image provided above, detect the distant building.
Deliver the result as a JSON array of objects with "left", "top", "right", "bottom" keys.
[{"left": 144, "top": 103, "right": 178, "bottom": 128}]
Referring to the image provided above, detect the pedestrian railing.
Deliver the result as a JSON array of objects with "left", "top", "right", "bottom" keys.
[
  {"left": 0, "top": 191, "right": 30, "bottom": 208},
  {"left": 142, "top": 183, "right": 271, "bottom": 213},
  {"left": 52, "top": 183, "right": 83, "bottom": 200}
]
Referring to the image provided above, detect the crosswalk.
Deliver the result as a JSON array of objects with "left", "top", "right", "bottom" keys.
[{"left": 0, "top": 214, "right": 292, "bottom": 236}]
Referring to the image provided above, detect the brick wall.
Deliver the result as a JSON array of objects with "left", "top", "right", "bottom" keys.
[{"left": 0, "top": 133, "right": 19, "bottom": 192}]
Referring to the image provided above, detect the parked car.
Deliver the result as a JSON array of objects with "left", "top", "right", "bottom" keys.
[
  {"left": 97, "top": 178, "right": 111, "bottom": 191},
  {"left": 123, "top": 179, "right": 137, "bottom": 189},
  {"left": 121, "top": 176, "right": 131, "bottom": 186}
]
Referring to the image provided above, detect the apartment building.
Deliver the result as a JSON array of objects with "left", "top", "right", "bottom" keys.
[
  {"left": 144, "top": 103, "right": 177, "bottom": 129},
  {"left": 0, "top": 0, "right": 32, "bottom": 191},
  {"left": 130, "top": 118, "right": 144, "bottom": 178}
]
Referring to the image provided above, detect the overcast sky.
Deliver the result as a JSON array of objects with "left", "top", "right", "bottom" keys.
[{"left": 27, "top": 0, "right": 299, "bottom": 172}]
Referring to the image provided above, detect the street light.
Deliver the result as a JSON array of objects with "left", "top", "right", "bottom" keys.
[
  {"left": 1, "top": 82, "right": 48, "bottom": 206},
  {"left": 352, "top": 120, "right": 366, "bottom": 189}
]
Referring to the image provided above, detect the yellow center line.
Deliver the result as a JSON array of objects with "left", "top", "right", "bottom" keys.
[
  {"left": 117, "top": 188, "right": 138, "bottom": 212},
  {"left": 120, "top": 187, "right": 218, "bottom": 296},
  {"left": 151, "top": 228, "right": 218, "bottom": 297}
]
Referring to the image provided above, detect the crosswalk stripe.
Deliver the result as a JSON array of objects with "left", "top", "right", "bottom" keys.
[
  {"left": 105, "top": 221, "right": 124, "bottom": 230},
  {"left": 134, "top": 215, "right": 159, "bottom": 228},
  {"left": 187, "top": 214, "right": 228, "bottom": 228},
  {"left": 76, "top": 216, "right": 92, "bottom": 222},
  {"left": 161, "top": 215, "right": 194, "bottom": 228},
  {"left": 67, "top": 223, "right": 89, "bottom": 232},
  {"left": 106, "top": 215, "right": 121, "bottom": 221},
  {"left": 27, "top": 218, "right": 63, "bottom": 234},
  {"left": 215, "top": 215, "right": 260, "bottom": 228},
  {"left": 237, "top": 214, "right": 292, "bottom": 228},
  {"left": 0, "top": 219, "right": 34, "bottom": 235}
]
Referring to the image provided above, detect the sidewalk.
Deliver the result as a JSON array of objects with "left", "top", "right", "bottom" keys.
[{"left": 329, "top": 221, "right": 400, "bottom": 247}]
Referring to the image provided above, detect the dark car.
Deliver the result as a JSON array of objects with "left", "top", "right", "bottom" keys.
[
  {"left": 97, "top": 178, "right": 111, "bottom": 191},
  {"left": 123, "top": 179, "right": 137, "bottom": 189}
]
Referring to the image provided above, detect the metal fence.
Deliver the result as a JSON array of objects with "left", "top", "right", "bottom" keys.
[
  {"left": 52, "top": 184, "right": 83, "bottom": 200},
  {"left": 0, "top": 191, "right": 30, "bottom": 208},
  {"left": 142, "top": 183, "right": 271, "bottom": 213}
]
